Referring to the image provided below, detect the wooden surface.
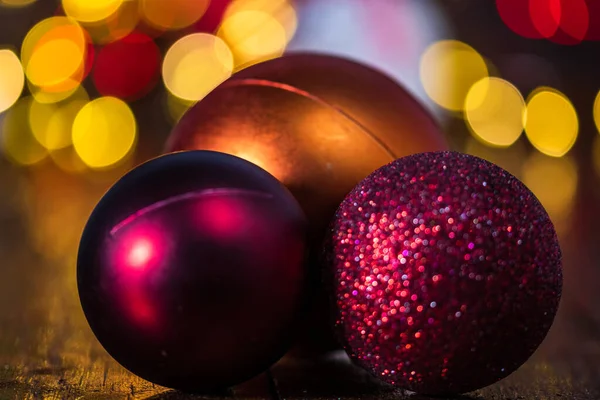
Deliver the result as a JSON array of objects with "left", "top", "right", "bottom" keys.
[{"left": 1, "top": 160, "right": 600, "bottom": 400}]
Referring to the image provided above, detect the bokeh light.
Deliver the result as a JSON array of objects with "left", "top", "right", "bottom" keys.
[
  {"left": 0, "top": 49, "right": 24, "bottom": 114},
  {"left": 84, "top": 0, "right": 139, "bottom": 44},
  {"left": 420, "top": 40, "right": 489, "bottom": 112},
  {"left": 465, "top": 77, "right": 526, "bottom": 147},
  {"left": 522, "top": 152, "right": 577, "bottom": 233},
  {"left": 0, "top": 0, "right": 36, "bottom": 7},
  {"left": 62, "top": 0, "right": 123, "bottom": 23},
  {"left": 49, "top": 146, "right": 88, "bottom": 174},
  {"left": 533, "top": 0, "right": 589, "bottom": 45},
  {"left": 1, "top": 97, "right": 47, "bottom": 166},
  {"left": 464, "top": 137, "right": 527, "bottom": 179},
  {"left": 72, "top": 97, "right": 137, "bottom": 169},
  {"left": 218, "top": 0, "right": 297, "bottom": 68},
  {"left": 524, "top": 87, "right": 578, "bottom": 157},
  {"left": 496, "top": 0, "right": 543, "bottom": 38},
  {"left": 139, "top": 0, "right": 210, "bottom": 30},
  {"left": 93, "top": 31, "right": 160, "bottom": 101},
  {"left": 592, "top": 135, "right": 600, "bottom": 179},
  {"left": 594, "top": 90, "right": 600, "bottom": 134},
  {"left": 162, "top": 33, "right": 233, "bottom": 101},
  {"left": 29, "top": 86, "right": 89, "bottom": 150},
  {"left": 21, "top": 17, "right": 88, "bottom": 96},
  {"left": 165, "top": 91, "right": 195, "bottom": 123},
  {"left": 498, "top": 0, "right": 590, "bottom": 44}
]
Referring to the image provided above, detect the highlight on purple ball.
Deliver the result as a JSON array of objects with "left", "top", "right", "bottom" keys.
[{"left": 77, "top": 150, "right": 309, "bottom": 392}]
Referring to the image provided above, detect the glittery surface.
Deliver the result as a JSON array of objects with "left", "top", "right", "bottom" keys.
[{"left": 328, "top": 151, "right": 562, "bottom": 395}]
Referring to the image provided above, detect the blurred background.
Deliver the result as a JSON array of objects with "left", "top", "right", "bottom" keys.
[{"left": 1, "top": 0, "right": 600, "bottom": 397}]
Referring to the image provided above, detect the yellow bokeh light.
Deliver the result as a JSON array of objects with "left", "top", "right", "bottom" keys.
[
  {"left": 1, "top": 97, "right": 48, "bottom": 165},
  {"left": 464, "top": 136, "right": 527, "bottom": 179},
  {"left": 218, "top": 0, "right": 297, "bottom": 68},
  {"left": 592, "top": 135, "right": 600, "bottom": 179},
  {"left": 50, "top": 146, "right": 88, "bottom": 174},
  {"left": 223, "top": 0, "right": 297, "bottom": 38},
  {"left": 0, "top": 0, "right": 36, "bottom": 7},
  {"left": 465, "top": 77, "right": 525, "bottom": 147},
  {"left": 165, "top": 91, "right": 195, "bottom": 123},
  {"left": 594, "top": 90, "right": 600, "bottom": 135},
  {"left": 420, "top": 40, "right": 489, "bottom": 112},
  {"left": 62, "top": 0, "right": 123, "bottom": 23},
  {"left": 0, "top": 49, "right": 25, "bottom": 113},
  {"left": 72, "top": 97, "right": 137, "bottom": 169},
  {"left": 139, "top": 0, "right": 210, "bottom": 30},
  {"left": 524, "top": 88, "right": 578, "bottom": 157},
  {"left": 522, "top": 152, "right": 577, "bottom": 233},
  {"left": 28, "top": 79, "right": 80, "bottom": 104},
  {"left": 21, "top": 17, "right": 87, "bottom": 92},
  {"left": 29, "top": 86, "right": 89, "bottom": 150},
  {"left": 163, "top": 33, "right": 234, "bottom": 101},
  {"left": 84, "top": 0, "right": 139, "bottom": 44}
]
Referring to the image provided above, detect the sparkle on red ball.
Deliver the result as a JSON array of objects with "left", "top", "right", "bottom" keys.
[
  {"left": 92, "top": 31, "right": 161, "bottom": 100},
  {"left": 328, "top": 151, "right": 562, "bottom": 395}
]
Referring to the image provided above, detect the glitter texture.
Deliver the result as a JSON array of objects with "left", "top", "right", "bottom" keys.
[{"left": 328, "top": 151, "right": 562, "bottom": 395}]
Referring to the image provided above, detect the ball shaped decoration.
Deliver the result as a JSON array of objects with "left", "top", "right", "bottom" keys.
[
  {"left": 328, "top": 151, "right": 562, "bottom": 395},
  {"left": 77, "top": 151, "right": 308, "bottom": 392},
  {"left": 167, "top": 53, "right": 448, "bottom": 352}
]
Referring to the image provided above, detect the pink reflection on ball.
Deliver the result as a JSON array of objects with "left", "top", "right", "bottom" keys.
[
  {"left": 127, "top": 238, "right": 154, "bottom": 269},
  {"left": 112, "top": 223, "right": 168, "bottom": 275},
  {"left": 195, "top": 194, "right": 253, "bottom": 239},
  {"left": 126, "top": 287, "right": 157, "bottom": 325}
]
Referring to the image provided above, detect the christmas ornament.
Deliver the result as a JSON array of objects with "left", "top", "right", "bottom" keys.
[
  {"left": 166, "top": 53, "right": 448, "bottom": 352},
  {"left": 328, "top": 151, "right": 562, "bottom": 394},
  {"left": 78, "top": 151, "right": 308, "bottom": 392}
]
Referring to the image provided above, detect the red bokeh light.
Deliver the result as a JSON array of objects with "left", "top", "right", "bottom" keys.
[
  {"left": 92, "top": 31, "right": 161, "bottom": 101},
  {"left": 496, "top": 0, "right": 544, "bottom": 38},
  {"left": 193, "top": 0, "right": 232, "bottom": 33},
  {"left": 585, "top": 0, "right": 600, "bottom": 40},
  {"left": 498, "top": 0, "right": 591, "bottom": 44}
]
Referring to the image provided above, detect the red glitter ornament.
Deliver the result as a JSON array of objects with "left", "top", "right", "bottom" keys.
[{"left": 328, "top": 151, "right": 562, "bottom": 395}]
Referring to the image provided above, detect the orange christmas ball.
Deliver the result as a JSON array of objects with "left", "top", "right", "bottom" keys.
[{"left": 166, "top": 53, "right": 448, "bottom": 353}]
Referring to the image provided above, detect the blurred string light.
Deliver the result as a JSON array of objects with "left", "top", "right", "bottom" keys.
[
  {"left": 524, "top": 87, "right": 578, "bottom": 157},
  {"left": 29, "top": 86, "right": 89, "bottom": 150},
  {"left": 139, "top": 0, "right": 210, "bottom": 31},
  {"left": 465, "top": 77, "right": 526, "bottom": 147},
  {"left": 163, "top": 33, "right": 233, "bottom": 102},
  {"left": 464, "top": 137, "right": 527, "bottom": 179},
  {"left": 218, "top": 0, "right": 297, "bottom": 68},
  {"left": 21, "top": 17, "right": 91, "bottom": 101},
  {"left": 93, "top": 31, "right": 160, "bottom": 100},
  {"left": 1, "top": 97, "right": 47, "bottom": 166},
  {"left": 420, "top": 40, "right": 488, "bottom": 112},
  {"left": 72, "top": 97, "right": 137, "bottom": 169},
  {"left": 496, "top": 0, "right": 593, "bottom": 44},
  {"left": 522, "top": 152, "right": 577, "bottom": 233},
  {"left": 62, "top": 0, "right": 123, "bottom": 23},
  {"left": 80, "top": 0, "right": 140, "bottom": 44},
  {"left": 0, "top": 49, "right": 24, "bottom": 113}
]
